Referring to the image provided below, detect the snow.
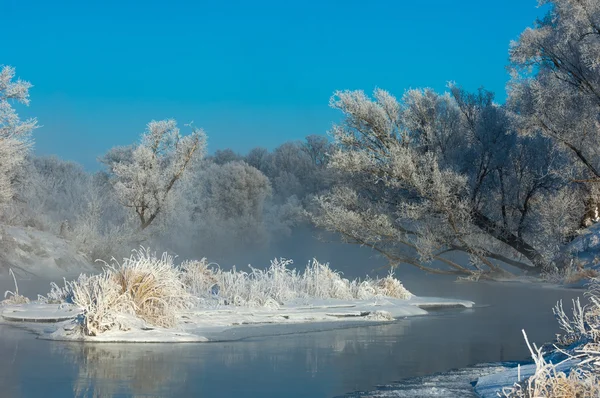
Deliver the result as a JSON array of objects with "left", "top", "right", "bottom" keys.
[
  {"left": 0, "top": 225, "right": 94, "bottom": 278},
  {"left": 0, "top": 296, "right": 474, "bottom": 343},
  {"left": 473, "top": 360, "right": 576, "bottom": 397},
  {"left": 1, "top": 303, "right": 82, "bottom": 322}
]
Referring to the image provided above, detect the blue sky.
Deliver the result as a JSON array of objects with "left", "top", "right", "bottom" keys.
[{"left": 3, "top": 0, "right": 545, "bottom": 169}]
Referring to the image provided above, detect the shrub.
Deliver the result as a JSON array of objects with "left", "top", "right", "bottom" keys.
[
  {"left": 181, "top": 258, "right": 412, "bottom": 308},
  {"left": 47, "top": 248, "right": 194, "bottom": 336}
]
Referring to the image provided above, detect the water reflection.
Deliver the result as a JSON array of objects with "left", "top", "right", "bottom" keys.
[{"left": 56, "top": 343, "right": 189, "bottom": 397}]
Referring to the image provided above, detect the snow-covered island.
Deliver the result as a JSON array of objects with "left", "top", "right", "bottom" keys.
[{"left": 0, "top": 249, "right": 474, "bottom": 343}]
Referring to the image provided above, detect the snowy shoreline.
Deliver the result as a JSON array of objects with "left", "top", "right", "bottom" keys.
[{"left": 0, "top": 296, "right": 474, "bottom": 343}]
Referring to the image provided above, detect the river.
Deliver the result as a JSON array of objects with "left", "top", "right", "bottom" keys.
[{"left": 0, "top": 275, "right": 583, "bottom": 398}]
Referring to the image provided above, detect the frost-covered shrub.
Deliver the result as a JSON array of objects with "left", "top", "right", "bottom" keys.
[
  {"left": 49, "top": 248, "right": 194, "bottom": 335},
  {"left": 180, "top": 258, "right": 412, "bottom": 308}
]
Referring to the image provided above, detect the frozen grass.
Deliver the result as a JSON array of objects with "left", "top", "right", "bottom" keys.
[
  {"left": 502, "top": 278, "right": 600, "bottom": 397},
  {"left": 42, "top": 249, "right": 194, "bottom": 336},
  {"left": 181, "top": 258, "right": 413, "bottom": 308},
  {"left": 2, "top": 269, "right": 30, "bottom": 305},
  {"left": 39, "top": 250, "right": 412, "bottom": 335}
]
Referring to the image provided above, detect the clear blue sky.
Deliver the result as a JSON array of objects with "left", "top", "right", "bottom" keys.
[{"left": 3, "top": 0, "right": 545, "bottom": 170}]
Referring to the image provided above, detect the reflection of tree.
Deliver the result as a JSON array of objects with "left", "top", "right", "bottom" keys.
[{"left": 54, "top": 343, "right": 189, "bottom": 398}]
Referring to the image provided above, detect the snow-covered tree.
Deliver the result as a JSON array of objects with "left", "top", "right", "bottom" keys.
[
  {"left": 245, "top": 147, "right": 271, "bottom": 173},
  {"left": 103, "top": 119, "right": 206, "bottom": 230},
  {"left": 210, "top": 148, "right": 242, "bottom": 165},
  {"left": 197, "top": 161, "right": 272, "bottom": 221},
  {"left": 508, "top": 0, "right": 600, "bottom": 226},
  {"left": 19, "top": 156, "right": 91, "bottom": 229},
  {"left": 311, "top": 88, "right": 559, "bottom": 278},
  {"left": 0, "top": 66, "right": 37, "bottom": 209},
  {"left": 164, "top": 160, "right": 273, "bottom": 257}
]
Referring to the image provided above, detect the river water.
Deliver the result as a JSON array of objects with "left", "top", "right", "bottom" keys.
[{"left": 0, "top": 275, "right": 584, "bottom": 398}]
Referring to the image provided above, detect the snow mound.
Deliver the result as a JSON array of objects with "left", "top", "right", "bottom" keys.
[{"left": 0, "top": 225, "right": 94, "bottom": 278}]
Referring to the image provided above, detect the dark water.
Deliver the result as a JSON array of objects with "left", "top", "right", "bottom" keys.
[{"left": 0, "top": 277, "right": 584, "bottom": 398}]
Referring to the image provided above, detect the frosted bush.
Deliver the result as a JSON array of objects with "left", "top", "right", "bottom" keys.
[
  {"left": 48, "top": 248, "right": 194, "bottom": 336},
  {"left": 70, "top": 270, "right": 135, "bottom": 336},
  {"left": 180, "top": 258, "right": 412, "bottom": 308}
]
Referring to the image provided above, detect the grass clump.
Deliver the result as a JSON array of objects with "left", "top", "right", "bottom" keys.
[
  {"left": 45, "top": 248, "right": 194, "bottom": 336},
  {"left": 182, "top": 258, "right": 412, "bottom": 308}
]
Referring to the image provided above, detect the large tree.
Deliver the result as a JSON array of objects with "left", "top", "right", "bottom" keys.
[
  {"left": 508, "top": 0, "right": 600, "bottom": 227},
  {"left": 311, "top": 87, "right": 562, "bottom": 278}
]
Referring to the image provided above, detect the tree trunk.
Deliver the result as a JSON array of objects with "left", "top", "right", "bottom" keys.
[{"left": 471, "top": 211, "right": 547, "bottom": 273}]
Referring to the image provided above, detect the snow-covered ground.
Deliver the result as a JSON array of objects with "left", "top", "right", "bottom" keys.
[
  {"left": 0, "top": 296, "right": 474, "bottom": 343},
  {"left": 473, "top": 360, "right": 575, "bottom": 398},
  {"left": 0, "top": 225, "right": 94, "bottom": 278},
  {"left": 337, "top": 363, "right": 520, "bottom": 398}
]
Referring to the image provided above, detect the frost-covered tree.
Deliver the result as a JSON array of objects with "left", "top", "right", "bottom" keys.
[
  {"left": 210, "top": 148, "right": 242, "bottom": 165},
  {"left": 197, "top": 161, "right": 272, "bottom": 221},
  {"left": 18, "top": 156, "right": 91, "bottom": 229},
  {"left": 0, "top": 66, "right": 37, "bottom": 209},
  {"left": 103, "top": 119, "right": 206, "bottom": 230},
  {"left": 165, "top": 160, "right": 273, "bottom": 257},
  {"left": 508, "top": 0, "right": 600, "bottom": 226},
  {"left": 311, "top": 88, "right": 560, "bottom": 278},
  {"left": 302, "top": 135, "right": 331, "bottom": 167},
  {"left": 245, "top": 147, "right": 271, "bottom": 173}
]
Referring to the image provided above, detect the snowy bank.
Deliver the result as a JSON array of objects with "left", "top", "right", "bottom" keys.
[
  {"left": 0, "top": 225, "right": 94, "bottom": 278},
  {"left": 1, "top": 296, "right": 474, "bottom": 343}
]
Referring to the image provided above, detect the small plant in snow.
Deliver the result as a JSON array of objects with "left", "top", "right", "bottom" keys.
[
  {"left": 502, "top": 330, "right": 600, "bottom": 398},
  {"left": 2, "top": 269, "right": 29, "bottom": 305}
]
